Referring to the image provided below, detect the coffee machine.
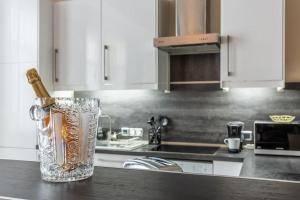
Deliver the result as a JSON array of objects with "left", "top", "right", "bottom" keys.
[{"left": 227, "top": 121, "right": 244, "bottom": 150}]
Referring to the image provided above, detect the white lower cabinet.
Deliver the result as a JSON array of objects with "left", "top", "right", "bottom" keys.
[
  {"left": 213, "top": 161, "right": 243, "bottom": 177},
  {"left": 0, "top": 147, "right": 38, "bottom": 162},
  {"left": 172, "top": 160, "right": 213, "bottom": 175},
  {"left": 94, "top": 153, "right": 143, "bottom": 168}
]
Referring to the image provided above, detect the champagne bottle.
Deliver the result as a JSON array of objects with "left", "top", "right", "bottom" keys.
[
  {"left": 26, "top": 68, "right": 79, "bottom": 171},
  {"left": 26, "top": 68, "right": 56, "bottom": 128}
]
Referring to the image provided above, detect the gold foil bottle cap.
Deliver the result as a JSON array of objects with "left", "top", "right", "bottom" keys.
[
  {"left": 26, "top": 68, "right": 55, "bottom": 108},
  {"left": 26, "top": 68, "right": 41, "bottom": 84}
]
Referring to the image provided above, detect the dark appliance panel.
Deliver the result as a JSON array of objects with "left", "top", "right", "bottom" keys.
[{"left": 254, "top": 121, "right": 300, "bottom": 156}]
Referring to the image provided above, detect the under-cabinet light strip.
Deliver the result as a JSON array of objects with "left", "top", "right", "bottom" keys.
[{"left": 170, "top": 81, "right": 220, "bottom": 85}]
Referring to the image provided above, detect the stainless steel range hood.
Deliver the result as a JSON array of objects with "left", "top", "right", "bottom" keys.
[{"left": 154, "top": 0, "right": 220, "bottom": 55}]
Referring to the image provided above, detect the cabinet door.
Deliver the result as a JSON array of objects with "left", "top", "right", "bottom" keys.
[
  {"left": 172, "top": 160, "right": 213, "bottom": 175},
  {"left": 53, "top": 0, "right": 101, "bottom": 91},
  {"left": 94, "top": 153, "right": 142, "bottom": 168},
  {"left": 0, "top": 0, "right": 37, "bottom": 159},
  {"left": 0, "top": 63, "right": 37, "bottom": 151},
  {"left": 213, "top": 161, "right": 243, "bottom": 177},
  {"left": 0, "top": 147, "right": 37, "bottom": 161},
  {"left": 102, "top": 0, "right": 157, "bottom": 90},
  {"left": 221, "top": 0, "right": 284, "bottom": 88}
]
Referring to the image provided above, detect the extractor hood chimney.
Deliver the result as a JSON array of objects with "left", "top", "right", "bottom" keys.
[{"left": 154, "top": 0, "right": 220, "bottom": 55}]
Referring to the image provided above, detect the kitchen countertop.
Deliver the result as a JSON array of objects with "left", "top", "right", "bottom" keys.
[
  {"left": 240, "top": 152, "right": 300, "bottom": 181},
  {"left": 0, "top": 159, "right": 299, "bottom": 200},
  {"left": 96, "top": 144, "right": 245, "bottom": 162},
  {"left": 96, "top": 145, "right": 300, "bottom": 182}
]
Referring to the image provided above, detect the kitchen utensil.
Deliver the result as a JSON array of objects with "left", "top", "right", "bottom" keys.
[
  {"left": 159, "top": 116, "right": 169, "bottom": 127},
  {"left": 148, "top": 116, "right": 163, "bottom": 145},
  {"left": 147, "top": 116, "right": 155, "bottom": 127}
]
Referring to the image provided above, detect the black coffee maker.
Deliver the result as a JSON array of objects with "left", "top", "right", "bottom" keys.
[{"left": 227, "top": 121, "right": 244, "bottom": 150}]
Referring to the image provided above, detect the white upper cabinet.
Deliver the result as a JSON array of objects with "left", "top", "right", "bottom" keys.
[
  {"left": 52, "top": 0, "right": 157, "bottom": 91},
  {"left": 101, "top": 0, "right": 157, "bottom": 90},
  {"left": 221, "top": 0, "right": 285, "bottom": 88},
  {"left": 53, "top": 0, "right": 102, "bottom": 91}
]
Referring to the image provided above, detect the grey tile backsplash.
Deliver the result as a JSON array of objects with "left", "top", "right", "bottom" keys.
[{"left": 75, "top": 88, "right": 300, "bottom": 144}]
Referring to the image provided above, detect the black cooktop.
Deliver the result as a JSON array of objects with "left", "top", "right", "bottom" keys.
[{"left": 151, "top": 145, "right": 219, "bottom": 155}]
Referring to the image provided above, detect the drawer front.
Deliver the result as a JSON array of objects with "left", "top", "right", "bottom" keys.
[
  {"left": 94, "top": 153, "right": 142, "bottom": 168},
  {"left": 213, "top": 161, "right": 243, "bottom": 177},
  {"left": 172, "top": 160, "right": 213, "bottom": 175}
]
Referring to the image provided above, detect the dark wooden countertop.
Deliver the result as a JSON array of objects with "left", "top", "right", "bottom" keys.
[{"left": 0, "top": 159, "right": 299, "bottom": 200}]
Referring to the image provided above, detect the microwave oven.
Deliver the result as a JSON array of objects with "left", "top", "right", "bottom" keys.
[{"left": 254, "top": 121, "right": 300, "bottom": 156}]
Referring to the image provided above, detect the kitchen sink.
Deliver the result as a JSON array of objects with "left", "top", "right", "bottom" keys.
[{"left": 151, "top": 145, "right": 219, "bottom": 155}]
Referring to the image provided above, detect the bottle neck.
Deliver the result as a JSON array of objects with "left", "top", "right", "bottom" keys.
[
  {"left": 26, "top": 68, "right": 55, "bottom": 108},
  {"left": 30, "top": 80, "right": 51, "bottom": 98},
  {"left": 31, "top": 80, "right": 55, "bottom": 108}
]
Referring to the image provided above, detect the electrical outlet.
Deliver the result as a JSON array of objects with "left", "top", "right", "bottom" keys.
[
  {"left": 121, "top": 127, "right": 143, "bottom": 137},
  {"left": 134, "top": 128, "right": 143, "bottom": 137},
  {"left": 120, "top": 127, "right": 130, "bottom": 136}
]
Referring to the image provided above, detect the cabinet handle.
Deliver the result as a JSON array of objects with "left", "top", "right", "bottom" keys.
[
  {"left": 225, "top": 35, "right": 232, "bottom": 77},
  {"left": 103, "top": 45, "right": 109, "bottom": 81},
  {"left": 54, "top": 49, "right": 59, "bottom": 82}
]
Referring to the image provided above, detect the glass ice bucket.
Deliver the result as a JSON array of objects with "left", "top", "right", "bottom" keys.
[{"left": 30, "top": 98, "right": 100, "bottom": 182}]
